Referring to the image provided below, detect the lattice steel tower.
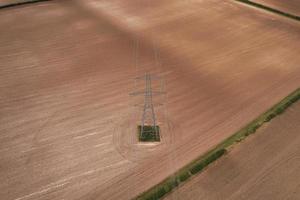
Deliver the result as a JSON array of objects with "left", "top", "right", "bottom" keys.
[{"left": 131, "top": 73, "right": 164, "bottom": 138}]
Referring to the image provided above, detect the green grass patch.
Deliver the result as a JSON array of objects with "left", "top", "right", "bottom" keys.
[
  {"left": 134, "top": 88, "right": 300, "bottom": 200},
  {"left": 235, "top": 0, "right": 300, "bottom": 21},
  {"left": 138, "top": 125, "right": 160, "bottom": 142},
  {"left": 190, "top": 149, "right": 226, "bottom": 175},
  {"left": 177, "top": 171, "right": 190, "bottom": 182}
]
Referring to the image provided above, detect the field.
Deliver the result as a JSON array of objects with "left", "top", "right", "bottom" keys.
[
  {"left": 0, "top": 0, "right": 43, "bottom": 7},
  {"left": 164, "top": 101, "right": 300, "bottom": 200},
  {"left": 1, "top": 0, "right": 300, "bottom": 200},
  {"left": 0, "top": 0, "right": 24, "bottom": 6},
  {"left": 253, "top": 0, "right": 300, "bottom": 16}
]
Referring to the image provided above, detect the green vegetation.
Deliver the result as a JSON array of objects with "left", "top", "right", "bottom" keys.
[
  {"left": 135, "top": 148, "right": 227, "bottom": 200},
  {"left": 138, "top": 125, "right": 160, "bottom": 142},
  {"left": 190, "top": 149, "right": 226, "bottom": 175},
  {"left": 134, "top": 88, "right": 300, "bottom": 200},
  {"left": 235, "top": 0, "right": 300, "bottom": 21}
]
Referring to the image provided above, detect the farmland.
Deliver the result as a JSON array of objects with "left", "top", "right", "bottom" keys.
[
  {"left": 253, "top": 0, "right": 300, "bottom": 16},
  {"left": 0, "top": 0, "right": 300, "bottom": 200},
  {"left": 164, "top": 101, "right": 300, "bottom": 200}
]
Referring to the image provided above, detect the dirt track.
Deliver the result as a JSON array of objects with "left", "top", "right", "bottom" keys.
[
  {"left": 164, "top": 101, "right": 300, "bottom": 200},
  {"left": 0, "top": 0, "right": 300, "bottom": 200},
  {"left": 254, "top": 0, "right": 300, "bottom": 16}
]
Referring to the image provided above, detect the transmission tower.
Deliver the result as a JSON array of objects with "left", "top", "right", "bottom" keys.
[{"left": 130, "top": 73, "right": 165, "bottom": 139}]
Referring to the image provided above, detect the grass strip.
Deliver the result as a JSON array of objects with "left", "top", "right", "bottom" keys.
[
  {"left": 235, "top": 0, "right": 300, "bottom": 21},
  {"left": 0, "top": 0, "right": 51, "bottom": 9},
  {"left": 134, "top": 88, "right": 300, "bottom": 200}
]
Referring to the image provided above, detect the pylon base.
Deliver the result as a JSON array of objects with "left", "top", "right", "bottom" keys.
[{"left": 138, "top": 125, "right": 160, "bottom": 142}]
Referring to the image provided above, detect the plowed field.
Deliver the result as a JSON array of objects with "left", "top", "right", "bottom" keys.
[
  {"left": 0, "top": 0, "right": 300, "bottom": 200},
  {"left": 165, "top": 101, "right": 300, "bottom": 200},
  {"left": 254, "top": 0, "right": 300, "bottom": 16}
]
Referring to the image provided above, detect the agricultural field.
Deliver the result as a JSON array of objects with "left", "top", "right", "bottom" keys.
[
  {"left": 254, "top": 0, "right": 300, "bottom": 16},
  {"left": 164, "top": 101, "right": 300, "bottom": 200},
  {"left": 0, "top": 0, "right": 35, "bottom": 7},
  {"left": 0, "top": 0, "right": 300, "bottom": 200}
]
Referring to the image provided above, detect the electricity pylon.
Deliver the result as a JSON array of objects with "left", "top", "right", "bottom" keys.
[{"left": 130, "top": 73, "right": 165, "bottom": 138}]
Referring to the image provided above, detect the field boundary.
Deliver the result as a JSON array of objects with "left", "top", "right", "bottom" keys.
[
  {"left": 0, "top": 0, "right": 51, "bottom": 9},
  {"left": 134, "top": 88, "right": 300, "bottom": 200},
  {"left": 235, "top": 0, "right": 300, "bottom": 21}
]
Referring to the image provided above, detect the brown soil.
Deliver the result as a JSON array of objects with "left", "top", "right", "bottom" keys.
[
  {"left": 254, "top": 0, "right": 300, "bottom": 16},
  {"left": 0, "top": 0, "right": 37, "bottom": 7},
  {"left": 164, "top": 101, "right": 300, "bottom": 200},
  {"left": 0, "top": 0, "right": 300, "bottom": 200}
]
